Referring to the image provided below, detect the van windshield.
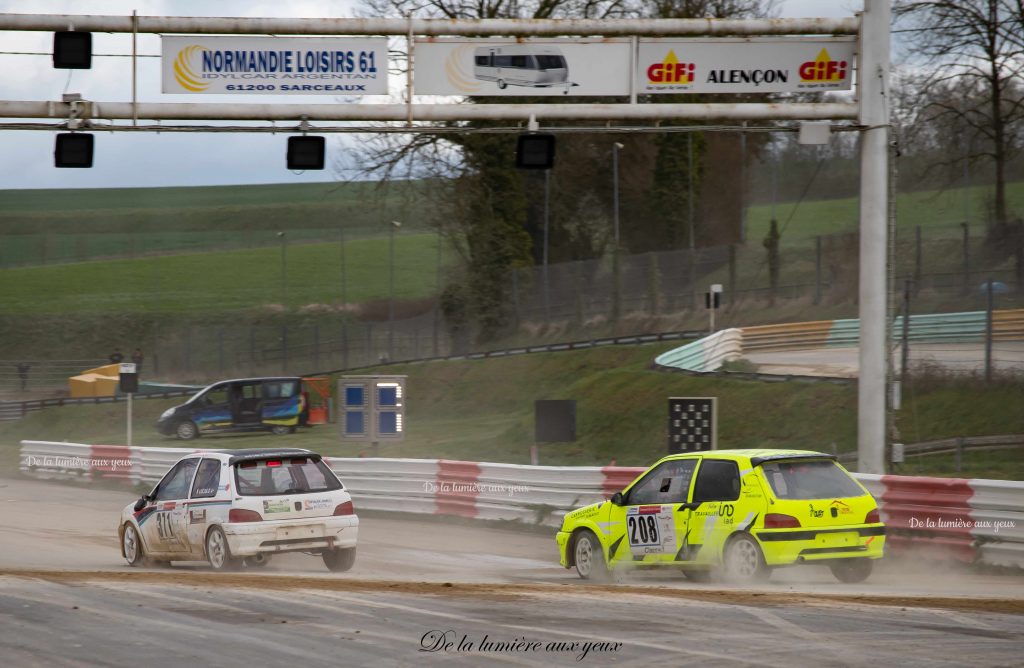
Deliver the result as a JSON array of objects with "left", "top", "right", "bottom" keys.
[
  {"left": 760, "top": 459, "right": 865, "bottom": 500},
  {"left": 535, "top": 55, "right": 566, "bottom": 70},
  {"left": 234, "top": 457, "right": 341, "bottom": 496}
]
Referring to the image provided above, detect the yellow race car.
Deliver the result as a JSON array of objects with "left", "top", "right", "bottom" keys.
[{"left": 557, "top": 449, "right": 885, "bottom": 583}]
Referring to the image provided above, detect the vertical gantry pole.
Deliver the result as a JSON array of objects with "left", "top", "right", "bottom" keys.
[{"left": 857, "top": 0, "right": 891, "bottom": 475}]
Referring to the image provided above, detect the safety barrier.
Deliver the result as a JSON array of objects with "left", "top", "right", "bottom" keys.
[
  {"left": 656, "top": 309, "right": 1024, "bottom": 375},
  {"left": 18, "top": 440, "right": 1024, "bottom": 567}
]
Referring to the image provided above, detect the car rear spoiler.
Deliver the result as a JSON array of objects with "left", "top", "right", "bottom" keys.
[
  {"left": 228, "top": 449, "right": 319, "bottom": 466},
  {"left": 749, "top": 453, "right": 838, "bottom": 467}
]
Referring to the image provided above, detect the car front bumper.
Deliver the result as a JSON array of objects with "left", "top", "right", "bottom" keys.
[
  {"left": 222, "top": 515, "right": 359, "bottom": 556},
  {"left": 556, "top": 531, "right": 571, "bottom": 568}
]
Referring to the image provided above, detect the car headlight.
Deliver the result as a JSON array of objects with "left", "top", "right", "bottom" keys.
[{"left": 160, "top": 408, "right": 175, "bottom": 420}]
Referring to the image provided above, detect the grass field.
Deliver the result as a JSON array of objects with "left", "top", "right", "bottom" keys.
[
  {"left": 0, "top": 232, "right": 452, "bottom": 314},
  {"left": 2, "top": 342, "right": 1021, "bottom": 479}
]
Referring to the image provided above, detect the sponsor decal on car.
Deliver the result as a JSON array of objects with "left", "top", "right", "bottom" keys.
[
  {"left": 303, "top": 498, "right": 332, "bottom": 511},
  {"left": 263, "top": 500, "right": 291, "bottom": 514}
]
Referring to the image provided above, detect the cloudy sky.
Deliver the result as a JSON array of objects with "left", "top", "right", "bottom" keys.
[{"left": 0, "top": 0, "right": 862, "bottom": 190}]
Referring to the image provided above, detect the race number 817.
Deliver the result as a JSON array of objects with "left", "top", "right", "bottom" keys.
[{"left": 627, "top": 514, "right": 660, "bottom": 546}]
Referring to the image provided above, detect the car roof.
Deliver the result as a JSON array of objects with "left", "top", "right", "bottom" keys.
[
  {"left": 180, "top": 448, "right": 319, "bottom": 464},
  {"left": 660, "top": 448, "right": 836, "bottom": 466},
  {"left": 203, "top": 377, "right": 301, "bottom": 385}
]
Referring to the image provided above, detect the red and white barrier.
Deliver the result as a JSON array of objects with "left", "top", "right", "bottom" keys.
[{"left": 18, "top": 440, "right": 1024, "bottom": 568}]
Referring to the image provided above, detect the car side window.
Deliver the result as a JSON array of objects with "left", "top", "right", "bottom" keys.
[
  {"left": 190, "top": 459, "right": 221, "bottom": 499},
  {"left": 626, "top": 459, "right": 697, "bottom": 506},
  {"left": 153, "top": 458, "right": 200, "bottom": 501},
  {"left": 692, "top": 459, "right": 741, "bottom": 503},
  {"left": 204, "top": 387, "right": 229, "bottom": 405}
]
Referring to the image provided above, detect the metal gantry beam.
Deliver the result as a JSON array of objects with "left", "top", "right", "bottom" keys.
[
  {"left": 0, "top": 101, "right": 859, "bottom": 123},
  {"left": 0, "top": 14, "right": 859, "bottom": 36}
]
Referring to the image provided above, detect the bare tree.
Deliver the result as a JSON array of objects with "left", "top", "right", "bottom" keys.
[{"left": 896, "top": 0, "right": 1024, "bottom": 233}]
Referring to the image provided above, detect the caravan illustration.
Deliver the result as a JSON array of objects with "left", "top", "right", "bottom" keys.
[{"left": 472, "top": 45, "right": 577, "bottom": 93}]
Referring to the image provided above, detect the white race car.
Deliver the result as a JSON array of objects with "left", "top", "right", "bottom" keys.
[{"left": 119, "top": 448, "right": 358, "bottom": 571}]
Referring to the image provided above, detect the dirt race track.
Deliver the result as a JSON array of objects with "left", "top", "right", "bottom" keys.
[{"left": 1, "top": 477, "right": 1022, "bottom": 667}]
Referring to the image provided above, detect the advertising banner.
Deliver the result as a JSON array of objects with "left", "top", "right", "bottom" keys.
[
  {"left": 161, "top": 36, "right": 388, "bottom": 95},
  {"left": 638, "top": 38, "right": 856, "bottom": 94},
  {"left": 414, "top": 38, "right": 632, "bottom": 97}
]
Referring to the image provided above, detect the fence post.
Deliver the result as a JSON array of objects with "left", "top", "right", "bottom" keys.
[
  {"left": 281, "top": 324, "right": 288, "bottom": 374},
  {"left": 814, "top": 235, "right": 823, "bottom": 305},
  {"left": 961, "top": 221, "right": 970, "bottom": 295},
  {"left": 914, "top": 225, "right": 922, "bottom": 294},
  {"left": 985, "top": 277, "right": 994, "bottom": 383},
  {"left": 728, "top": 244, "right": 737, "bottom": 309},
  {"left": 900, "top": 279, "right": 911, "bottom": 383},
  {"left": 955, "top": 437, "right": 963, "bottom": 474},
  {"left": 249, "top": 326, "right": 256, "bottom": 374},
  {"left": 218, "top": 329, "right": 225, "bottom": 375},
  {"left": 313, "top": 323, "right": 320, "bottom": 370}
]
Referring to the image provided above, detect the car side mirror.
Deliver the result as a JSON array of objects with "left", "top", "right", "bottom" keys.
[
  {"left": 610, "top": 492, "right": 624, "bottom": 506},
  {"left": 133, "top": 496, "right": 148, "bottom": 512}
]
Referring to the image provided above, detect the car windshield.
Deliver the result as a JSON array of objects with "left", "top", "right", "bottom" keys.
[
  {"left": 234, "top": 457, "right": 341, "bottom": 496},
  {"left": 760, "top": 459, "right": 865, "bottom": 500}
]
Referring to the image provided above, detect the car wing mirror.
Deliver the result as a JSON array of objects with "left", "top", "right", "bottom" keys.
[
  {"left": 133, "top": 495, "right": 149, "bottom": 512},
  {"left": 610, "top": 492, "right": 624, "bottom": 506}
]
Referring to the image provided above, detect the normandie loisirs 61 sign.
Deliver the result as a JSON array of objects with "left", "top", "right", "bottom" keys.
[{"left": 161, "top": 36, "right": 389, "bottom": 95}]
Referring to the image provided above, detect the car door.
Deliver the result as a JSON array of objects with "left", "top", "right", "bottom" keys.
[
  {"left": 191, "top": 383, "right": 232, "bottom": 432},
  {"left": 607, "top": 458, "right": 698, "bottom": 566},
  {"left": 142, "top": 457, "right": 200, "bottom": 554},
  {"left": 185, "top": 458, "right": 225, "bottom": 551},
  {"left": 687, "top": 458, "right": 744, "bottom": 564},
  {"left": 261, "top": 379, "right": 300, "bottom": 426}
]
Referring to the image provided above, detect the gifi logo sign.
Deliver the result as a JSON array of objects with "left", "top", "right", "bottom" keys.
[
  {"left": 646, "top": 51, "right": 695, "bottom": 85},
  {"left": 799, "top": 48, "right": 847, "bottom": 82}
]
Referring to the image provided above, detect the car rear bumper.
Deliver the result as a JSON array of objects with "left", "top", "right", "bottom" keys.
[
  {"left": 755, "top": 524, "right": 886, "bottom": 565},
  {"left": 222, "top": 515, "right": 358, "bottom": 556}
]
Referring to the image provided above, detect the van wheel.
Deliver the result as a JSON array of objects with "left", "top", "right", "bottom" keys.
[
  {"left": 497, "top": 79, "right": 507, "bottom": 89},
  {"left": 722, "top": 534, "right": 768, "bottom": 583},
  {"left": 270, "top": 425, "right": 294, "bottom": 436},
  {"left": 175, "top": 420, "right": 198, "bottom": 440},
  {"left": 830, "top": 558, "right": 873, "bottom": 583}
]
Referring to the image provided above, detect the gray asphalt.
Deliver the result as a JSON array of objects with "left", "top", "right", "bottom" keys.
[
  {"left": 0, "top": 575, "right": 1022, "bottom": 668},
  {"left": 1, "top": 477, "right": 1022, "bottom": 667}
]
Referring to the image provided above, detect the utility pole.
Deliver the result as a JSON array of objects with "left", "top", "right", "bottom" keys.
[
  {"left": 688, "top": 132, "right": 697, "bottom": 309},
  {"left": 857, "top": 0, "right": 891, "bottom": 475},
  {"left": 611, "top": 142, "right": 624, "bottom": 323},
  {"left": 388, "top": 220, "right": 401, "bottom": 362},
  {"left": 543, "top": 170, "right": 551, "bottom": 322}
]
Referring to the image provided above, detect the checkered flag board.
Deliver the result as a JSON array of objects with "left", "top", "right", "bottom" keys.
[{"left": 667, "top": 397, "right": 717, "bottom": 453}]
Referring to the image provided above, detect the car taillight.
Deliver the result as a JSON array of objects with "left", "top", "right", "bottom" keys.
[
  {"left": 333, "top": 501, "right": 354, "bottom": 516},
  {"left": 866, "top": 508, "right": 881, "bottom": 524},
  {"left": 764, "top": 513, "right": 801, "bottom": 529},
  {"left": 228, "top": 509, "right": 263, "bottom": 522}
]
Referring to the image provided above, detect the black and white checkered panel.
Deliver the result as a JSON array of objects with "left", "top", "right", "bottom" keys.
[{"left": 667, "top": 398, "right": 714, "bottom": 453}]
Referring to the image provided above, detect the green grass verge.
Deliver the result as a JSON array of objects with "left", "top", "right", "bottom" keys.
[{"left": 2, "top": 342, "right": 1021, "bottom": 479}]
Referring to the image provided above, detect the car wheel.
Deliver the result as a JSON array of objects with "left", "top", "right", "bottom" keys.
[
  {"left": 830, "top": 558, "right": 874, "bottom": 583},
  {"left": 323, "top": 547, "right": 356, "bottom": 572},
  {"left": 722, "top": 534, "right": 768, "bottom": 583},
  {"left": 573, "top": 530, "right": 609, "bottom": 581},
  {"left": 497, "top": 79, "right": 507, "bottom": 89},
  {"left": 270, "top": 425, "right": 293, "bottom": 436},
  {"left": 246, "top": 554, "right": 271, "bottom": 569},
  {"left": 175, "top": 420, "right": 199, "bottom": 440},
  {"left": 122, "top": 523, "right": 144, "bottom": 567},
  {"left": 205, "top": 527, "right": 240, "bottom": 571}
]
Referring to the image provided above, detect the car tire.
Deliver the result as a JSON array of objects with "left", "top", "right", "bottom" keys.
[
  {"left": 572, "top": 530, "right": 610, "bottom": 581},
  {"left": 245, "top": 554, "right": 271, "bottom": 569},
  {"left": 323, "top": 547, "right": 356, "bottom": 572},
  {"left": 122, "top": 523, "right": 145, "bottom": 567},
  {"left": 497, "top": 79, "right": 507, "bottom": 89},
  {"left": 205, "top": 526, "right": 240, "bottom": 571},
  {"left": 175, "top": 420, "right": 199, "bottom": 440},
  {"left": 830, "top": 558, "right": 874, "bottom": 583},
  {"left": 722, "top": 533, "right": 769, "bottom": 583}
]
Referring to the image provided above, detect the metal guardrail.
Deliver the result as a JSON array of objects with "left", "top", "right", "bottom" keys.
[{"left": 836, "top": 434, "right": 1024, "bottom": 464}]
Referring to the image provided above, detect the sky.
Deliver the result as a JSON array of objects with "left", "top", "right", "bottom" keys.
[{"left": 0, "top": 0, "right": 863, "bottom": 190}]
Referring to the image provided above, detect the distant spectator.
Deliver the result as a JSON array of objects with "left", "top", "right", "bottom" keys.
[
  {"left": 16, "top": 363, "right": 30, "bottom": 392},
  {"left": 131, "top": 348, "right": 144, "bottom": 372},
  {"left": 109, "top": 349, "right": 124, "bottom": 364}
]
